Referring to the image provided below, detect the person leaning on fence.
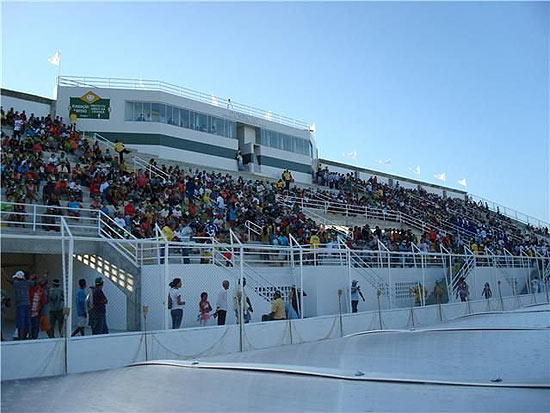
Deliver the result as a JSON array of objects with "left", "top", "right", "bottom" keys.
[
  {"left": 168, "top": 278, "right": 185, "bottom": 329},
  {"left": 72, "top": 279, "right": 87, "bottom": 336},
  {"left": 91, "top": 277, "right": 109, "bottom": 335},
  {"left": 350, "top": 280, "right": 365, "bottom": 313}
]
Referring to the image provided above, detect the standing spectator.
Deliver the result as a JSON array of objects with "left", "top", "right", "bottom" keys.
[
  {"left": 91, "top": 277, "right": 108, "bottom": 335},
  {"left": 268, "top": 291, "right": 286, "bottom": 321},
  {"left": 482, "top": 282, "right": 492, "bottom": 300},
  {"left": 29, "top": 276, "right": 46, "bottom": 339},
  {"left": 168, "top": 278, "right": 185, "bottom": 329},
  {"left": 234, "top": 278, "right": 253, "bottom": 324},
  {"left": 49, "top": 279, "right": 65, "bottom": 337},
  {"left": 114, "top": 140, "right": 129, "bottom": 165},
  {"left": 39, "top": 279, "right": 52, "bottom": 338},
  {"left": 282, "top": 169, "right": 293, "bottom": 191},
  {"left": 198, "top": 292, "right": 212, "bottom": 327},
  {"left": 1, "top": 288, "right": 11, "bottom": 341},
  {"left": 72, "top": 279, "right": 87, "bottom": 336},
  {"left": 215, "top": 280, "right": 230, "bottom": 326},
  {"left": 10, "top": 271, "right": 32, "bottom": 340},
  {"left": 350, "top": 280, "right": 365, "bottom": 313},
  {"left": 433, "top": 281, "right": 445, "bottom": 304},
  {"left": 456, "top": 278, "right": 470, "bottom": 302}
]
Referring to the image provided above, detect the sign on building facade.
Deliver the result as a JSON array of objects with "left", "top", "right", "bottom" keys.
[{"left": 69, "top": 91, "right": 110, "bottom": 119}]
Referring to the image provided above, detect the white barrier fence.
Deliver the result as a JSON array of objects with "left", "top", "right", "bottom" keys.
[{"left": 2, "top": 293, "right": 547, "bottom": 381}]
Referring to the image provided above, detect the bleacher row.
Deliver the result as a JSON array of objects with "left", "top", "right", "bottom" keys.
[{"left": 1, "top": 105, "right": 549, "bottom": 258}]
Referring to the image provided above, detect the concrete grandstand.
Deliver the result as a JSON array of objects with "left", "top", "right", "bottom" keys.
[{"left": 1, "top": 82, "right": 549, "bottom": 411}]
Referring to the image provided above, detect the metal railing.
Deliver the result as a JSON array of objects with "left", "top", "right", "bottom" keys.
[
  {"left": 468, "top": 193, "right": 549, "bottom": 229},
  {"left": 59, "top": 76, "right": 311, "bottom": 130}
]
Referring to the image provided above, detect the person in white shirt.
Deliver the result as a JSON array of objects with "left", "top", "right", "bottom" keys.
[
  {"left": 215, "top": 280, "right": 230, "bottom": 325},
  {"left": 216, "top": 195, "right": 225, "bottom": 211},
  {"left": 168, "top": 278, "right": 185, "bottom": 329}
]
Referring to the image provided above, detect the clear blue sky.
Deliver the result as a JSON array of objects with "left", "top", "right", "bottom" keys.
[{"left": 2, "top": 1, "right": 549, "bottom": 221}]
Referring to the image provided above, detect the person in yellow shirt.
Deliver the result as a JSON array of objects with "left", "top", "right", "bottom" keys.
[
  {"left": 114, "top": 140, "right": 129, "bottom": 165},
  {"left": 269, "top": 291, "right": 286, "bottom": 320},
  {"left": 309, "top": 233, "right": 321, "bottom": 264},
  {"left": 160, "top": 223, "right": 175, "bottom": 264},
  {"left": 162, "top": 224, "right": 176, "bottom": 241}
]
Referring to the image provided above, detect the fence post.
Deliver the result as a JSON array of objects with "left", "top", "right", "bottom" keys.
[
  {"left": 164, "top": 242, "right": 169, "bottom": 330},
  {"left": 337, "top": 289, "right": 343, "bottom": 337},
  {"left": 347, "top": 249, "right": 352, "bottom": 314},
  {"left": 65, "top": 237, "right": 74, "bottom": 373},
  {"left": 387, "top": 252, "right": 392, "bottom": 309},
  {"left": 376, "top": 289, "right": 383, "bottom": 329},
  {"left": 239, "top": 245, "right": 245, "bottom": 352},
  {"left": 299, "top": 249, "right": 304, "bottom": 319},
  {"left": 32, "top": 205, "right": 37, "bottom": 231}
]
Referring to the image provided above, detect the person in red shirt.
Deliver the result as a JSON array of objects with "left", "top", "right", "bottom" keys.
[
  {"left": 29, "top": 276, "right": 46, "bottom": 339},
  {"left": 124, "top": 200, "right": 136, "bottom": 227},
  {"left": 89, "top": 180, "right": 101, "bottom": 197}
]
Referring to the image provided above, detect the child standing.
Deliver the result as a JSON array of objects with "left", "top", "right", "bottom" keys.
[{"left": 198, "top": 292, "right": 212, "bottom": 327}]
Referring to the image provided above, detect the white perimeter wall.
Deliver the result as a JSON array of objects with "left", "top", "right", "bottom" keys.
[
  {"left": 140, "top": 263, "right": 531, "bottom": 330},
  {"left": 2, "top": 293, "right": 546, "bottom": 381}
]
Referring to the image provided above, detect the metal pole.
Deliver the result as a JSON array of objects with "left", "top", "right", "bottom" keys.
[
  {"left": 164, "top": 242, "right": 169, "bottom": 330},
  {"left": 299, "top": 249, "right": 304, "bottom": 319},
  {"left": 347, "top": 250, "right": 352, "bottom": 313},
  {"left": 239, "top": 245, "right": 244, "bottom": 352},
  {"left": 376, "top": 289, "right": 383, "bottom": 330},
  {"left": 387, "top": 251, "right": 392, "bottom": 309},
  {"left": 32, "top": 205, "right": 37, "bottom": 231},
  {"left": 497, "top": 281, "right": 504, "bottom": 311},
  {"left": 338, "top": 289, "right": 343, "bottom": 337},
  {"left": 409, "top": 290, "right": 415, "bottom": 328}
]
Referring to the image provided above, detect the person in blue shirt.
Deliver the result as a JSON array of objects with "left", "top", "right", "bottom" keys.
[{"left": 71, "top": 279, "right": 87, "bottom": 336}]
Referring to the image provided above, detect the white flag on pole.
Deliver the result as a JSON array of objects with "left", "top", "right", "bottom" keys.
[
  {"left": 434, "top": 172, "right": 446, "bottom": 182},
  {"left": 458, "top": 178, "right": 467, "bottom": 187},
  {"left": 409, "top": 165, "right": 421, "bottom": 176},
  {"left": 48, "top": 50, "right": 61, "bottom": 67}
]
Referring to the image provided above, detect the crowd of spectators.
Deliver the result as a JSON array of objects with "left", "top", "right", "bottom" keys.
[
  {"left": 1, "top": 105, "right": 549, "bottom": 260},
  {"left": 314, "top": 166, "right": 549, "bottom": 257}
]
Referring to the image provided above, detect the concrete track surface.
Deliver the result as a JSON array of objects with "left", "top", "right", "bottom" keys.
[{"left": 2, "top": 305, "right": 550, "bottom": 412}]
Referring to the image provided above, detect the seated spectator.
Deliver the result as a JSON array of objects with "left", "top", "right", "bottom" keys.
[{"left": 67, "top": 197, "right": 83, "bottom": 219}]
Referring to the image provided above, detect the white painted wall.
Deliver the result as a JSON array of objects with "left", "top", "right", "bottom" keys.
[{"left": 1, "top": 94, "right": 52, "bottom": 118}]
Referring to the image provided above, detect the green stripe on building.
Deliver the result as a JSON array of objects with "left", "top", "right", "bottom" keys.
[{"left": 91, "top": 132, "right": 312, "bottom": 175}]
